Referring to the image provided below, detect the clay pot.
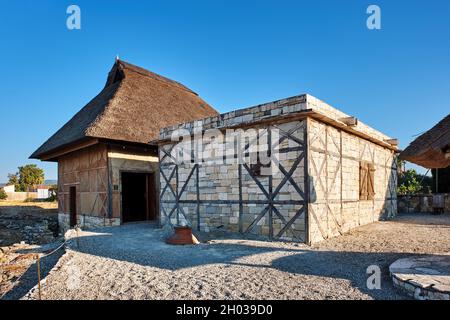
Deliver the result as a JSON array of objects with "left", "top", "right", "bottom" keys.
[{"left": 166, "top": 226, "right": 199, "bottom": 245}]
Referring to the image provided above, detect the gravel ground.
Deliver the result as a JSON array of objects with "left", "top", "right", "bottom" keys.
[{"left": 22, "top": 213, "right": 450, "bottom": 300}]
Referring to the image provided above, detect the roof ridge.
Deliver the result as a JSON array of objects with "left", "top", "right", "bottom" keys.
[{"left": 118, "top": 60, "right": 199, "bottom": 96}]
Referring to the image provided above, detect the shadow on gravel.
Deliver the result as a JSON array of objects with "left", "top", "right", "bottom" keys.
[
  {"left": 269, "top": 250, "right": 422, "bottom": 300},
  {"left": 64, "top": 224, "right": 443, "bottom": 299},
  {"left": 1, "top": 249, "right": 64, "bottom": 300}
]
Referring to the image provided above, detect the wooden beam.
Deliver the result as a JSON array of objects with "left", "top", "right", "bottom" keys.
[
  {"left": 39, "top": 139, "right": 99, "bottom": 161},
  {"left": 238, "top": 164, "right": 243, "bottom": 233},
  {"left": 385, "top": 138, "right": 399, "bottom": 147},
  {"left": 339, "top": 116, "right": 358, "bottom": 127},
  {"left": 196, "top": 164, "right": 200, "bottom": 231}
]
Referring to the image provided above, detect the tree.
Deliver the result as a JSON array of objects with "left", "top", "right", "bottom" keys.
[
  {"left": 397, "top": 169, "right": 422, "bottom": 195},
  {"left": 0, "top": 188, "right": 7, "bottom": 200},
  {"left": 7, "top": 164, "right": 45, "bottom": 192},
  {"left": 7, "top": 173, "right": 19, "bottom": 190}
]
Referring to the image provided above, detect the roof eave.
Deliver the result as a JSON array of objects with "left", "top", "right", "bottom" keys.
[{"left": 29, "top": 137, "right": 99, "bottom": 161}]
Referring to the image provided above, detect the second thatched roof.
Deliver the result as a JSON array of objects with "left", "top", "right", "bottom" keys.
[
  {"left": 30, "top": 60, "right": 218, "bottom": 159},
  {"left": 400, "top": 114, "right": 450, "bottom": 168}
]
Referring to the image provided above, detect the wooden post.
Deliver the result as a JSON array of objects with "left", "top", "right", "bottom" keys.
[
  {"left": 176, "top": 165, "right": 180, "bottom": 225},
  {"left": 268, "top": 127, "right": 273, "bottom": 240},
  {"left": 196, "top": 164, "right": 200, "bottom": 231},
  {"left": 36, "top": 255, "right": 42, "bottom": 300},
  {"left": 304, "top": 119, "right": 310, "bottom": 245},
  {"left": 436, "top": 168, "right": 439, "bottom": 193},
  {"left": 238, "top": 164, "right": 243, "bottom": 233}
]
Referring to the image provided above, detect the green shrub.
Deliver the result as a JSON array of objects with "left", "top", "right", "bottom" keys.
[
  {"left": 45, "top": 193, "right": 57, "bottom": 202},
  {"left": 0, "top": 189, "right": 7, "bottom": 200}
]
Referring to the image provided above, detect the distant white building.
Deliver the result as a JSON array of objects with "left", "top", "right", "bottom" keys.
[
  {"left": 36, "top": 186, "right": 50, "bottom": 199},
  {"left": 0, "top": 185, "right": 15, "bottom": 193}
]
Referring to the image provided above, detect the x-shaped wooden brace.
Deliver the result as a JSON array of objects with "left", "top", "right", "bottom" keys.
[
  {"left": 159, "top": 163, "right": 191, "bottom": 226},
  {"left": 243, "top": 130, "right": 306, "bottom": 240}
]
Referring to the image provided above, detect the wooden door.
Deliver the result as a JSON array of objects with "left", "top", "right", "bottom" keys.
[{"left": 69, "top": 186, "right": 77, "bottom": 227}]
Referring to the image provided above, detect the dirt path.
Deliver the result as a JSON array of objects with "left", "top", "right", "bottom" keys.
[{"left": 23, "top": 213, "right": 450, "bottom": 300}]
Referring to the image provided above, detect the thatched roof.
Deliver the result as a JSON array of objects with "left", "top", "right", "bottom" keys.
[
  {"left": 30, "top": 60, "right": 218, "bottom": 159},
  {"left": 400, "top": 114, "right": 450, "bottom": 168}
]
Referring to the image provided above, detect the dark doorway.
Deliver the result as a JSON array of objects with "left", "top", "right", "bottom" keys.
[
  {"left": 69, "top": 186, "right": 77, "bottom": 227},
  {"left": 121, "top": 172, "right": 157, "bottom": 223}
]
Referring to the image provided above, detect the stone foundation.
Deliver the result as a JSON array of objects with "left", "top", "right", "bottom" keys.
[{"left": 58, "top": 213, "right": 120, "bottom": 233}]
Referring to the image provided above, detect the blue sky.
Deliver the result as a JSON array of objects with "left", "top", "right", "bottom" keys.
[{"left": 0, "top": 0, "right": 449, "bottom": 181}]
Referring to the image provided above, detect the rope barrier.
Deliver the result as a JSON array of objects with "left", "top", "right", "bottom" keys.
[
  {"left": 0, "top": 239, "right": 68, "bottom": 300},
  {"left": 34, "top": 240, "right": 69, "bottom": 300}
]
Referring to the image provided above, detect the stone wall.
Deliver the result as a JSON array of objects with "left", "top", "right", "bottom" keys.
[
  {"left": 158, "top": 94, "right": 398, "bottom": 244},
  {"left": 4, "top": 192, "right": 37, "bottom": 202},
  {"left": 308, "top": 118, "right": 397, "bottom": 243},
  {"left": 397, "top": 194, "right": 450, "bottom": 213},
  {"left": 58, "top": 213, "right": 120, "bottom": 234},
  {"left": 160, "top": 94, "right": 393, "bottom": 147},
  {"left": 160, "top": 120, "right": 307, "bottom": 241}
]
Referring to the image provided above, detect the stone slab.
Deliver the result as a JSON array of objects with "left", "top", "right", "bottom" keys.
[{"left": 390, "top": 254, "right": 450, "bottom": 300}]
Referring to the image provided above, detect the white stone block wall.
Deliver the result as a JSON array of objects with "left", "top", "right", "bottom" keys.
[
  {"left": 158, "top": 95, "right": 398, "bottom": 244},
  {"left": 307, "top": 118, "right": 397, "bottom": 243},
  {"left": 159, "top": 120, "right": 307, "bottom": 241}
]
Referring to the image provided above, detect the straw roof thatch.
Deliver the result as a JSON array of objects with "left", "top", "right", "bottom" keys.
[
  {"left": 30, "top": 60, "right": 218, "bottom": 159},
  {"left": 400, "top": 114, "right": 450, "bottom": 168}
]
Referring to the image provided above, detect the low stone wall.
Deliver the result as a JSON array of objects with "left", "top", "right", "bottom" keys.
[
  {"left": 58, "top": 213, "right": 120, "bottom": 233},
  {"left": 5, "top": 192, "right": 37, "bottom": 202},
  {"left": 390, "top": 256, "right": 450, "bottom": 300},
  {"left": 398, "top": 194, "right": 450, "bottom": 213}
]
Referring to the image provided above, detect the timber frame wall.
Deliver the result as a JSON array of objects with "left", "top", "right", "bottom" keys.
[
  {"left": 57, "top": 144, "right": 111, "bottom": 229},
  {"left": 158, "top": 94, "right": 398, "bottom": 244},
  {"left": 307, "top": 118, "right": 397, "bottom": 243},
  {"left": 57, "top": 142, "right": 158, "bottom": 230},
  {"left": 160, "top": 120, "right": 308, "bottom": 242}
]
